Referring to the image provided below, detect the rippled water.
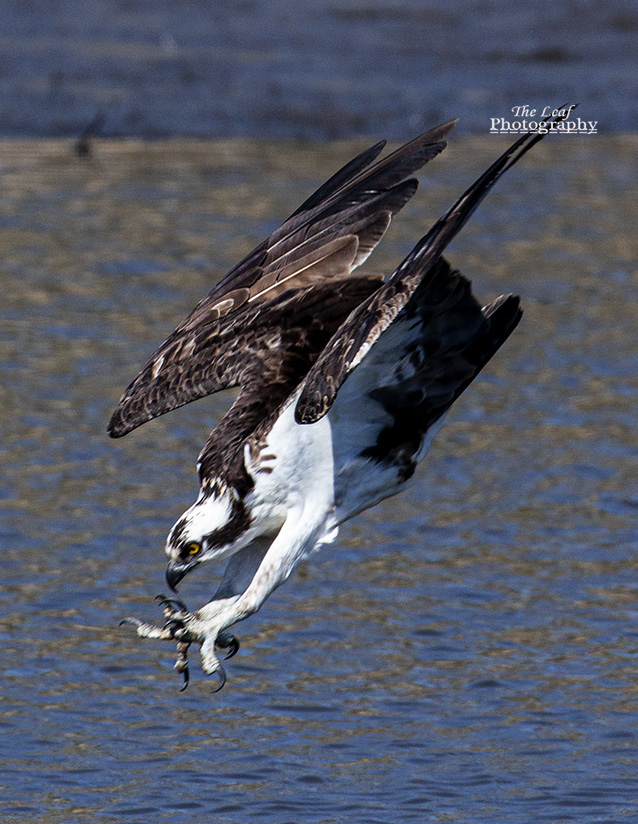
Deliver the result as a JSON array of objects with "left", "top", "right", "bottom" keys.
[
  {"left": 1, "top": 134, "right": 637, "bottom": 822},
  {"left": 0, "top": 0, "right": 635, "bottom": 138}
]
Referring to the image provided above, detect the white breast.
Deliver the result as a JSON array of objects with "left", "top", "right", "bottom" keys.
[{"left": 246, "top": 392, "right": 338, "bottom": 538}]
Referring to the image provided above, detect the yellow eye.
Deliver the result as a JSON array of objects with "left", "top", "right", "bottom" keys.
[{"left": 186, "top": 542, "right": 201, "bottom": 556}]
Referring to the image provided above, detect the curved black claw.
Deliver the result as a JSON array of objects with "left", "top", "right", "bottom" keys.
[
  {"left": 163, "top": 618, "right": 192, "bottom": 640},
  {"left": 211, "top": 664, "right": 227, "bottom": 693},
  {"left": 119, "top": 617, "right": 143, "bottom": 628},
  {"left": 155, "top": 594, "right": 189, "bottom": 613},
  {"left": 216, "top": 631, "right": 240, "bottom": 659},
  {"left": 175, "top": 640, "right": 190, "bottom": 692}
]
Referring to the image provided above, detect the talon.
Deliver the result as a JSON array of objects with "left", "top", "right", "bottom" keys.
[
  {"left": 119, "top": 617, "right": 143, "bottom": 629},
  {"left": 211, "top": 664, "right": 227, "bottom": 693},
  {"left": 164, "top": 618, "right": 182, "bottom": 634},
  {"left": 154, "top": 594, "right": 189, "bottom": 613},
  {"left": 163, "top": 618, "right": 194, "bottom": 642},
  {"left": 175, "top": 641, "right": 191, "bottom": 692},
  {"left": 216, "top": 631, "right": 240, "bottom": 659}
]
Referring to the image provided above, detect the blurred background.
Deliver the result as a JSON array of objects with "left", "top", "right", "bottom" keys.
[
  {"left": 0, "top": 0, "right": 635, "bottom": 139},
  {"left": 1, "top": 2, "right": 637, "bottom": 823}
]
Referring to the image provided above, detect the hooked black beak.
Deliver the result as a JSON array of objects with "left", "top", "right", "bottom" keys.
[{"left": 166, "top": 560, "right": 199, "bottom": 592}]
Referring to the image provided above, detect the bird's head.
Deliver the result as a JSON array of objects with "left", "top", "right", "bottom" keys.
[{"left": 164, "top": 487, "right": 253, "bottom": 591}]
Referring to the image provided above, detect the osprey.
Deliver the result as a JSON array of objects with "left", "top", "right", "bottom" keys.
[{"left": 113, "top": 115, "right": 563, "bottom": 691}]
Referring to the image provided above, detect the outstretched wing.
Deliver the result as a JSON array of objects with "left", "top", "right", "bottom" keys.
[
  {"left": 108, "top": 119, "right": 456, "bottom": 439},
  {"left": 295, "top": 116, "right": 563, "bottom": 425}
]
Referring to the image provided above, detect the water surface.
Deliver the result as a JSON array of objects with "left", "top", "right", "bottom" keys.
[
  {"left": 0, "top": 0, "right": 634, "bottom": 138},
  {"left": 1, "top": 134, "right": 637, "bottom": 822}
]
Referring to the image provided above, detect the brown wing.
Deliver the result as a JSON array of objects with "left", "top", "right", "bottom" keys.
[
  {"left": 294, "top": 117, "right": 563, "bottom": 425},
  {"left": 107, "top": 119, "right": 456, "bottom": 438},
  {"left": 195, "top": 277, "right": 383, "bottom": 491}
]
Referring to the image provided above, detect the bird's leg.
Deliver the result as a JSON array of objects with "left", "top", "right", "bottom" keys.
[
  {"left": 191, "top": 511, "right": 322, "bottom": 679},
  {"left": 120, "top": 515, "right": 321, "bottom": 689}
]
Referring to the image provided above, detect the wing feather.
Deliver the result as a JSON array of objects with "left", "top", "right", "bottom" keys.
[
  {"left": 247, "top": 235, "right": 359, "bottom": 304},
  {"left": 108, "top": 122, "right": 456, "bottom": 438},
  {"left": 165, "top": 120, "right": 456, "bottom": 333},
  {"left": 294, "top": 115, "right": 566, "bottom": 425}
]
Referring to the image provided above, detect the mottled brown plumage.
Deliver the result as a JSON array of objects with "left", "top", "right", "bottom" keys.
[
  {"left": 108, "top": 120, "right": 457, "bottom": 480},
  {"left": 194, "top": 276, "right": 383, "bottom": 492}
]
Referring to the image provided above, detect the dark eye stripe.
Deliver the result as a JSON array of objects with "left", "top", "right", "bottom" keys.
[
  {"left": 204, "top": 498, "right": 253, "bottom": 549},
  {"left": 170, "top": 517, "right": 188, "bottom": 545}
]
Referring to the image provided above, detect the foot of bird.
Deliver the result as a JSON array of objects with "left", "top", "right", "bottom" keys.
[{"left": 119, "top": 596, "right": 239, "bottom": 691}]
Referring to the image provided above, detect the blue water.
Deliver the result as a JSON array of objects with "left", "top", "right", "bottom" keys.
[
  {"left": 1, "top": 133, "right": 637, "bottom": 822},
  {"left": 0, "top": 0, "right": 634, "bottom": 138}
]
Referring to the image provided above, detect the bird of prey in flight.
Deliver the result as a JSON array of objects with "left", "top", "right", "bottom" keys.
[{"left": 113, "top": 113, "right": 565, "bottom": 691}]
